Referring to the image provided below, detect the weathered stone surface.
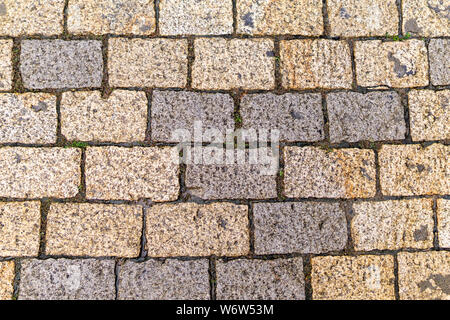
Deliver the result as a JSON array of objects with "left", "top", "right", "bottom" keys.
[
  {"left": 118, "top": 259, "right": 209, "bottom": 300},
  {"left": 437, "top": 199, "right": 450, "bottom": 248},
  {"left": 0, "top": 93, "right": 57, "bottom": 144},
  {"left": 429, "top": 39, "right": 450, "bottom": 86},
  {"left": 0, "top": 261, "right": 14, "bottom": 300},
  {"left": 19, "top": 259, "right": 115, "bottom": 300},
  {"left": 61, "top": 90, "right": 147, "bottom": 142},
  {"left": 0, "top": 40, "right": 12, "bottom": 90},
  {"left": 0, "top": 148, "right": 81, "bottom": 198},
  {"left": 68, "top": 0, "right": 155, "bottom": 35},
  {"left": 85, "top": 147, "right": 179, "bottom": 201},
  {"left": 311, "top": 255, "right": 396, "bottom": 300},
  {"left": 0, "top": 202, "right": 40, "bottom": 257},
  {"left": 0, "top": 0, "right": 64, "bottom": 36},
  {"left": 237, "top": 0, "right": 323, "bottom": 35},
  {"left": 281, "top": 40, "right": 353, "bottom": 89},
  {"left": 146, "top": 203, "right": 249, "bottom": 257},
  {"left": 253, "top": 202, "right": 347, "bottom": 254},
  {"left": 240, "top": 93, "right": 324, "bottom": 142},
  {"left": 403, "top": 0, "right": 450, "bottom": 37},
  {"left": 216, "top": 258, "right": 305, "bottom": 300},
  {"left": 327, "top": 0, "right": 398, "bottom": 37},
  {"left": 379, "top": 144, "right": 449, "bottom": 196},
  {"left": 398, "top": 251, "right": 450, "bottom": 300},
  {"left": 46, "top": 203, "right": 142, "bottom": 257},
  {"left": 108, "top": 38, "right": 187, "bottom": 88},
  {"left": 327, "top": 91, "right": 406, "bottom": 143},
  {"left": 409, "top": 90, "right": 449, "bottom": 141},
  {"left": 355, "top": 40, "right": 429, "bottom": 88},
  {"left": 192, "top": 38, "right": 275, "bottom": 90},
  {"left": 159, "top": 0, "right": 232, "bottom": 35},
  {"left": 151, "top": 90, "right": 234, "bottom": 143},
  {"left": 20, "top": 40, "right": 103, "bottom": 89},
  {"left": 284, "top": 147, "right": 376, "bottom": 198},
  {"left": 351, "top": 199, "right": 434, "bottom": 251}
]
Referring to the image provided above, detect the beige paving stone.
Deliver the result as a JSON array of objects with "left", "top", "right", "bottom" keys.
[
  {"left": 398, "top": 251, "right": 450, "bottom": 300},
  {"left": 429, "top": 39, "right": 450, "bottom": 86},
  {"left": 68, "top": 0, "right": 155, "bottom": 35},
  {"left": 351, "top": 199, "right": 434, "bottom": 251},
  {"left": 0, "top": 40, "right": 12, "bottom": 90},
  {"left": 280, "top": 40, "right": 353, "bottom": 89},
  {"left": 379, "top": 144, "right": 449, "bottom": 196},
  {"left": 0, "top": 93, "right": 57, "bottom": 144},
  {"left": 355, "top": 40, "right": 429, "bottom": 88},
  {"left": 403, "top": 0, "right": 450, "bottom": 37},
  {"left": 237, "top": 0, "right": 323, "bottom": 36},
  {"left": 85, "top": 147, "right": 179, "bottom": 201},
  {"left": 327, "top": 0, "right": 398, "bottom": 37},
  {"left": 0, "top": 148, "right": 81, "bottom": 198},
  {"left": 409, "top": 90, "right": 449, "bottom": 141},
  {"left": 46, "top": 203, "right": 142, "bottom": 257},
  {"left": 146, "top": 203, "right": 249, "bottom": 257},
  {"left": 108, "top": 38, "right": 188, "bottom": 88},
  {"left": 0, "top": 202, "right": 40, "bottom": 257},
  {"left": 0, "top": 261, "right": 14, "bottom": 300},
  {"left": 192, "top": 38, "right": 275, "bottom": 90},
  {"left": 311, "top": 255, "right": 396, "bottom": 300},
  {"left": 61, "top": 90, "right": 147, "bottom": 142},
  {"left": 0, "top": 0, "right": 64, "bottom": 36},
  {"left": 437, "top": 199, "right": 450, "bottom": 248},
  {"left": 159, "top": 0, "right": 232, "bottom": 35},
  {"left": 284, "top": 147, "right": 376, "bottom": 199}
]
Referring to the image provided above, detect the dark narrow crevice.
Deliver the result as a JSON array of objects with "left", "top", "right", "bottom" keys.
[
  {"left": 186, "top": 37, "right": 195, "bottom": 89},
  {"left": 38, "top": 200, "right": 51, "bottom": 257},
  {"left": 396, "top": 0, "right": 403, "bottom": 36},
  {"left": 248, "top": 202, "right": 255, "bottom": 254},
  {"left": 145, "top": 89, "right": 153, "bottom": 143},
  {"left": 432, "top": 197, "right": 440, "bottom": 249},
  {"left": 154, "top": 0, "right": 160, "bottom": 35},
  {"left": 303, "top": 254, "right": 313, "bottom": 300},
  {"left": 208, "top": 257, "right": 217, "bottom": 300},
  {"left": 101, "top": 36, "right": 111, "bottom": 98},
  {"left": 273, "top": 38, "right": 282, "bottom": 91},
  {"left": 322, "top": 0, "right": 331, "bottom": 37},
  {"left": 138, "top": 205, "right": 148, "bottom": 259},
  {"left": 12, "top": 259, "right": 21, "bottom": 300},
  {"left": 232, "top": 0, "right": 238, "bottom": 35},
  {"left": 393, "top": 253, "right": 400, "bottom": 300},
  {"left": 114, "top": 259, "right": 121, "bottom": 300},
  {"left": 11, "top": 39, "right": 25, "bottom": 93}
]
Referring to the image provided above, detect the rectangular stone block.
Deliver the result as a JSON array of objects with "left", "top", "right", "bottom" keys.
[
  {"left": 118, "top": 259, "right": 209, "bottom": 300},
  {"left": 46, "top": 203, "right": 142, "bottom": 257},
  {"left": 19, "top": 259, "right": 115, "bottom": 300},
  {"left": 379, "top": 144, "right": 449, "bottom": 196},
  {"left": 108, "top": 38, "right": 187, "bottom": 88},
  {"left": 0, "top": 93, "right": 57, "bottom": 144},
  {"left": 241, "top": 93, "right": 324, "bottom": 142},
  {"left": 311, "top": 255, "right": 396, "bottom": 300},
  {"left": 398, "top": 251, "right": 450, "bottom": 300},
  {"left": 151, "top": 90, "right": 234, "bottom": 143},
  {"left": 146, "top": 203, "right": 249, "bottom": 257},
  {"left": 20, "top": 40, "right": 103, "bottom": 89},
  {"left": 237, "top": 0, "right": 323, "bottom": 36},
  {"left": 429, "top": 39, "right": 450, "bottom": 86},
  {"left": 437, "top": 199, "right": 450, "bottom": 248},
  {"left": 0, "top": 148, "right": 81, "bottom": 198},
  {"left": 216, "top": 258, "right": 305, "bottom": 300},
  {"left": 355, "top": 40, "right": 429, "bottom": 88},
  {"left": 284, "top": 147, "right": 376, "bottom": 199},
  {"left": 327, "top": 91, "right": 406, "bottom": 143},
  {"left": 253, "top": 202, "right": 347, "bottom": 255},
  {"left": 327, "top": 0, "right": 398, "bottom": 37},
  {"left": 409, "top": 90, "right": 449, "bottom": 141},
  {"left": 192, "top": 38, "right": 275, "bottom": 90},
  {"left": 0, "top": 0, "right": 64, "bottom": 36},
  {"left": 0, "top": 40, "right": 12, "bottom": 90},
  {"left": 61, "top": 90, "right": 147, "bottom": 142},
  {"left": 0, "top": 261, "right": 14, "bottom": 300},
  {"left": 68, "top": 0, "right": 155, "bottom": 35},
  {"left": 351, "top": 199, "right": 434, "bottom": 251},
  {"left": 85, "top": 147, "right": 179, "bottom": 201},
  {"left": 0, "top": 202, "right": 40, "bottom": 257},
  {"left": 403, "top": 0, "right": 450, "bottom": 37},
  {"left": 159, "top": 0, "right": 232, "bottom": 35}
]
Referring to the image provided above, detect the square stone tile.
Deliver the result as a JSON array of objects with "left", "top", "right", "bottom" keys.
[
  {"left": 403, "top": 0, "right": 450, "bottom": 37},
  {"left": 429, "top": 39, "right": 450, "bottom": 86}
]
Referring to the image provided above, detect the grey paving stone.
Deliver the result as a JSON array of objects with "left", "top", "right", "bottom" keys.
[
  {"left": 253, "top": 202, "right": 348, "bottom": 255},
  {"left": 19, "top": 259, "right": 115, "bottom": 300},
  {"left": 118, "top": 259, "right": 210, "bottom": 300},
  {"left": 216, "top": 258, "right": 305, "bottom": 300},
  {"left": 327, "top": 91, "right": 406, "bottom": 143},
  {"left": 429, "top": 39, "right": 450, "bottom": 86},
  {"left": 20, "top": 40, "right": 103, "bottom": 89}
]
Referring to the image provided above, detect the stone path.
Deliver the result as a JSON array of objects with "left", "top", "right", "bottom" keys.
[{"left": 0, "top": 0, "right": 449, "bottom": 300}]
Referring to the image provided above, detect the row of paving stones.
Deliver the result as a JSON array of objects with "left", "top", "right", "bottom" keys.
[
  {"left": 0, "top": 0, "right": 448, "bottom": 37},
  {"left": 1, "top": 251, "right": 449, "bottom": 300}
]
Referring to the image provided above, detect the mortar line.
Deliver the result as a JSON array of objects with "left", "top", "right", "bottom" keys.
[
  {"left": 322, "top": 0, "right": 330, "bottom": 37},
  {"left": 374, "top": 148, "right": 383, "bottom": 197},
  {"left": 38, "top": 200, "right": 51, "bottom": 257},
  {"left": 11, "top": 38, "right": 24, "bottom": 93},
  {"left": 186, "top": 37, "right": 195, "bottom": 89},
  {"left": 399, "top": 88, "right": 413, "bottom": 143},
  {"left": 144, "top": 89, "right": 153, "bottom": 143},
  {"left": 232, "top": 0, "right": 237, "bottom": 35},
  {"left": 79, "top": 148, "right": 87, "bottom": 199},
  {"left": 303, "top": 254, "right": 313, "bottom": 300},
  {"left": 393, "top": 252, "right": 400, "bottom": 300},
  {"left": 273, "top": 37, "right": 282, "bottom": 91},
  {"left": 139, "top": 205, "right": 148, "bottom": 259},
  {"left": 321, "top": 92, "right": 330, "bottom": 143},
  {"left": 396, "top": 0, "right": 403, "bottom": 36},
  {"left": 208, "top": 256, "right": 217, "bottom": 300},
  {"left": 248, "top": 202, "right": 255, "bottom": 254},
  {"left": 101, "top": 36, "right": 111, "bottom": 97},
  {"left": 432, "top": 197, "right": 440, "bottom": 249},
  {"left": 63, "top": 0, "right": 69, "bottom": 37},
  {"left": 154, "top": 0, "right": 160, "bottom": 35},
  {"left": 55, "top": 93, "right": 64, "bottom": 145},
  {"left": 114, "top": 259, "right": 120, "bottom": 300},
  {"left": 342, "top": 201, "right": 355, "bottom": 254},
  {"left": 12, "top": 259, "right": 21, "bottom": 300},
  {"left": 348, "top": 39, "right": 358, "bottom": 91}
]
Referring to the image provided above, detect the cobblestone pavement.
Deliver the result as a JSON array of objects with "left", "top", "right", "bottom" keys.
[{"left": 0, "top": 0, "right": 449, "bottom": 300}]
